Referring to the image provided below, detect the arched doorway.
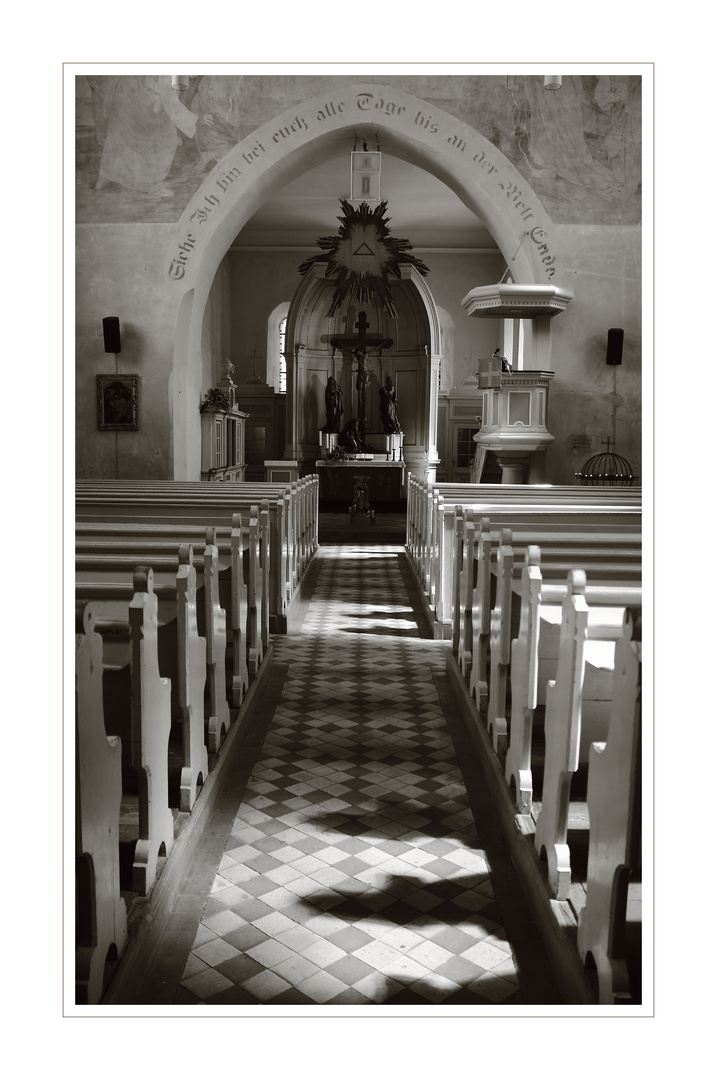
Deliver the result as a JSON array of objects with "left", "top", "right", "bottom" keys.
[
  {"left": 282, "top": 262, "right": 441, "bottom": 487},
  {"left": 167, "top": 83, "right": 564, "bottom": 478}
]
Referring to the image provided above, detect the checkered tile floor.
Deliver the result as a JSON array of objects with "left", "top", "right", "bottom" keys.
[{"left": 176, "top": 543, "right": 525, "bottom": 1006}]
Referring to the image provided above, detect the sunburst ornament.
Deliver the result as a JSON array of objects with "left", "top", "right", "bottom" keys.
[{"left": 297, "top": 199, "right": 429, "bottom": 320}]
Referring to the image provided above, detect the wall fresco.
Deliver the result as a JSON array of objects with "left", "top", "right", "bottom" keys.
[{"left": 76, "top": 74, "right": 641, "bottom": 227}]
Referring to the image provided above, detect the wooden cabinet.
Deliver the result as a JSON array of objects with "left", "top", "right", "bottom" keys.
[{"left": 200, "top": 406, "right": 248, "bottom": 482}]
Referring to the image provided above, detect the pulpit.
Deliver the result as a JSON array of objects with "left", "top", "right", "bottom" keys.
[{"left": 471, "top": 365, "right": 555, "bottom": 484}]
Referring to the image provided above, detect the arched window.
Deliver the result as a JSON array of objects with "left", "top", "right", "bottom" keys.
[
  {"left": 266, "top": 301, "right": 290, "bottom": 393},
  {"left": 278, "top": 317, "right": 287, "bottom": 394}
]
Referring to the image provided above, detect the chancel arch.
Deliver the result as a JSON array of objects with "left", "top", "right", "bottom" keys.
[
  {"left": 283, "top": 262, "right": 441, "bottom": 482},
  {"left": 166, "top": 83, "right": 564, "bottom": 479}
]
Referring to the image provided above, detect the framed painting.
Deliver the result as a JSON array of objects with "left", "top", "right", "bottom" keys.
[{"left": 97, "top": 374, "right": 140, "bottom": 431}]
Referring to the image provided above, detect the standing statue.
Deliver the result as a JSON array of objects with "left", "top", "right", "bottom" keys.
[
  {"left": 379, "top": 375, "right": 401, "bottom": 434},
  {"left": 322, "top": 376, "right": 344, "bottom": 433}
]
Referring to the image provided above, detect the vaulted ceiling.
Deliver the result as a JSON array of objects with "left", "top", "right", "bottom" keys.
[{"left": 233, "top": 151, "right": 499, "bottom": 252}]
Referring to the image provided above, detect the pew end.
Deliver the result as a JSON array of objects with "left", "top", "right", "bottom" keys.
[
  {"left": 75, "top": 602, "right": 128, "bottom": 1004},
  {"left": 577, "top": 608, "right": 642, "bottom": 1005}
]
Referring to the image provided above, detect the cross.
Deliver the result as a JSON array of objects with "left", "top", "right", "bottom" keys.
[
  {"left": 328, "top": 309, "right": 393, "bottom": 358},
  {"left": 354, "top": 311, "right": 370, "bottom": 353},
  {"left": 248, "top": 349, "right": 263, "bottom": 378},
  {"left": 601, "top": 437, "right": 613, "bottom": 452}
]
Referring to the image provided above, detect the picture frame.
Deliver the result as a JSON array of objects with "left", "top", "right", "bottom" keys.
[{"left": 97, "top": 373, "right": 140, "bottom": 431}]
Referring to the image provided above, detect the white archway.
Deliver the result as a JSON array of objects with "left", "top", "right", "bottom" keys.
[{"left": 166, "top": 83, "right": 564, "bottom": 477}]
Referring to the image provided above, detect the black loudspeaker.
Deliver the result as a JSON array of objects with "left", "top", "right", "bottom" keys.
[
  {"left": 606, "top": 327, "right": 623, "bottom": 366},
  {"left": 103, "top": 316, "right": 121, "bottom": 354}
]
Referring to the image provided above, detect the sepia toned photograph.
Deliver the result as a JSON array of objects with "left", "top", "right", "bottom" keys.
[{"left": 71, "top": 64, "right": 651, "bottom": 1021}]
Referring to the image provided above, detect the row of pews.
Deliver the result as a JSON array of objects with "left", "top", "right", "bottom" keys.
[
  {"left": 406, "top": 478, "right": 643, "bottom": 1006},
  {"left": 74, "top": 476, "right": 319, "bottom": 1005}
]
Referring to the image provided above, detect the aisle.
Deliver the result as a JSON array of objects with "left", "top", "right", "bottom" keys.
[{"left": 168, "top": 536, "right": 560, "bottom": 1007}]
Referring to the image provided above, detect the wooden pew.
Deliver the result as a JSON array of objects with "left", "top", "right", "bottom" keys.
[
  {"left": 576, "top": 607, "right": 642, "bottom": 1005},
  {"left": 532, "top": 571, "right": 642, "bottom": 903},
  {"left": 77, "top": 544, "right": 211, "bottom": 805},
  {"left": 483, "top": 522, "right": 640, "bottom": 725},
  {"left": 486, "top": 528, "right": 514, "bottom": 754},
  {"left": 76, "top": 487, "right": 285, "bottom": 632},
  {"left": 109, "top": 474, "right": 321, "bottom": 568},
  {"left": 409, "top": 497, "right": 640, "bottom": 641},
  {"left": 453, "top": 516, "right": 490, "bottom": 695},
  {"left": 504, "top": 547, "right": 641, "bottom": 818},
  {"left": 76, "top": 533, "right": 234, "bottom": 754},
  {"left": 406, "top": 476, "right": 641, "bottom": 637},
  {"left": 451, "top": 516, "right": 641, "bottom": 715},
  {"left": 175, "top": 546, "right": 210, "bottom": 812},
  {"left": 75, "top": 476, "right": 320, "bottom": 633},
  {"left": 76, "top": 511, "right": 265, "bottom": 704},
  {"left": 457, "top": 506, "right": 639, "bottom": 621},
  {"left": 406, "top": 476, "right": 640, "bottom": 574},
  {"left": 106, "top": 567, "right": 175, "bottom": 897},
  {"left": 442, "top": 511, "right": 644, "bottom": 1004},
  {"left": 75, "top": 601, "right": 128, "bottom": 1005}
]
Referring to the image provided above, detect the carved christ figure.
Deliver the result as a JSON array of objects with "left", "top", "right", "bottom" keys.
[{"left": 353, "top": 348, "right": 369, "bottom": 420}]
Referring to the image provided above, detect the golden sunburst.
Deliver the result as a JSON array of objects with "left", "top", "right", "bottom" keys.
[{"left": 297, "top": 200, "right": 429, "bottom": 319}]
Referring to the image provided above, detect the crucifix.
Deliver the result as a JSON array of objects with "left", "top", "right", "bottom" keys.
[{"left": 329, "top": 310, "right": 394, "bottom": 425}]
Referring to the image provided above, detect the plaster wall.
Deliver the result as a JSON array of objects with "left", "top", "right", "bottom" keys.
[
  {"left": 75, "top": 75, "right": 642, "bottom": 486},
  {"left": 228, "top": 250, "right": 306, "bottom": 387},
  {"left": 75, "top": 223, "right": 180, "bottom": 478},
  {"left": 201, "top": 254, "right": 232, "bottom": 391},
  {"left": 542, "top": 223, "right": 641, "bottom": 483},
  {"left": 77, "top": 74, "right": 640, "bottom": 231},
  {"left": 421, "top": 251, "right": 507, "bottom": 383}
]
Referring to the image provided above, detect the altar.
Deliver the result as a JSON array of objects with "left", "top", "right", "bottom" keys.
[{"left": 316, "top": 457, "right": 405, "bottom": 505}]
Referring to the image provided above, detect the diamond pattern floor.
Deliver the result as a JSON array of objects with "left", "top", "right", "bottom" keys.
[{"left": 149, "top": 528, "right": 560, "bottom": 1008}]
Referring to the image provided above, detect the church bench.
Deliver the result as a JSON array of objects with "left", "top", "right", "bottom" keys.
[
  {"left": 75, "top": 601, "right": 128, "bottom": 1004},
  {"left": 75, "top": 473, "right": 320, "bottom": 569},
  {"left": 448, "top": 539, "right": 643, "bottom": 1004},
  {"left": 407, "top": 477, "right": 640, "bottom": 537},
  {"left": 447, "top": 502, "right": 640, "bottom": 622},
  {"left": 408, "top": 484, "right": 641, "bottom": 638},
  {"left": 76, "top": 512, "right": 266, "bottom": 696},
  {"left": 576, "top": 607, "right": 642, "bottom": 1005},
  {"left": 76, "top": 535, "right": 236, "bottom": 762},
  {"left": 530, "top": 571, "right": 642, "bottom": 909},
  {"left": 75, "top": 488, "right": 290, "bottom": 632},
  {"left": 406, "top": 477, "right": 639, "bottom": 582},
  {"left": 464, "top": 547, "right": 643, "bottom": 1001},
  {"left": 498, "top": 544, "right": 641, "bottom": 818},
  {"left": 406, "top": 476, "right": 640, "bottom": 583},
  {"left": 75, "top": 476, "right": 320, "bottom": 631},
  {"left": 76, "top": 567, "right": 176, "bottom": 901},
  {"left": 450, "top": 513, "right": 641, "bottom": 684}
]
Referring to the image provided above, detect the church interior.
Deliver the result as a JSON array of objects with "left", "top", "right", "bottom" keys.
[{"left": 73, "top": 71, "right": 646, "bottom": 1014}]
